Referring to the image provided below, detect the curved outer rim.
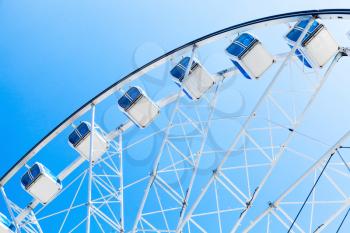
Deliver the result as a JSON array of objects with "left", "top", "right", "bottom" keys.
[{"left": 2, "top": 9, "right": 350, "bottom": 186}]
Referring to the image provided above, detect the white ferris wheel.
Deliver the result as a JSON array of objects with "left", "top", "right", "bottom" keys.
[{"left": 1, "top": 9, "right": 350, "bottom": 233}]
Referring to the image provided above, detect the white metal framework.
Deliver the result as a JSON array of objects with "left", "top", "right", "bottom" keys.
[{"left": 1, "top": 9, "right": 350, "bottom": 233}]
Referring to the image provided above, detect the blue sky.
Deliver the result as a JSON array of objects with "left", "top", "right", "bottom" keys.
[
  {"left": 1, "top": 0, "right": 349, "bottom": 175},
  {"left": 1, "top": 1, "right": 350, "bottom": 232}
]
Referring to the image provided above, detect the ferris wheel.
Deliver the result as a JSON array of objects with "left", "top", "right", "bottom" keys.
[{"left": 1, "top": 8, "right": 350, "bottom": 233}]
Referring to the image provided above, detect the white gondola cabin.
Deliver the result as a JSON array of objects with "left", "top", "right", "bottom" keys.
[
  {"left": 0, "top": 213, "right": 15, "bottom": 233},
  {"left": 21, "top": 163, "right": 62, "bottom": 204},
  {"left": 118, "top": 87, "right": 160, "bottom": 128},
  {"left": 68, "top": 122, "right": 108, "bottom": 162},
  {"left": 170, "top": 57, "right": 215, "bottom": 100},
  {"left": 226, "top": 33, "right": 274, "bottom": 80},
  {"left": 285, "top": 19, "right": 339, "bottom": 68}
]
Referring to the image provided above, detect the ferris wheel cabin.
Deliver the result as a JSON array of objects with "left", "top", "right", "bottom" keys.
[
  {"left": 170, "top": 57, "right": 215, "bottom": 100},
  {"left": 285, "top": 19, "right": 339, "bottom": 68},
  {"left": 0, "top": 213, "right": 15, "bottom": 233},
  {"left": 68, "top": 122, "right": 109, "bottom": 162},
  {"left": 226, "top": 33, "right": 274, "bottom": 80},
  {"left": 118, "top": 86, "right": 160, "bottom": 128},
  {"left": 21, "top": 163, "right": 62, "bottom": 204}
]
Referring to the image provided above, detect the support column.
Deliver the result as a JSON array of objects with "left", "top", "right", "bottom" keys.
[
  {"left": 119, "top": 132, "right": 124, "bottom": 233},
  {"left": 86, "top": 104, "right": 95, "bottom": 233}
]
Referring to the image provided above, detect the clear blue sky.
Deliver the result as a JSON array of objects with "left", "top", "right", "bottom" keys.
[
  {"left": 1, "top": 1, "right": 350, "bottom": 232},
  {"left": 1, "top": 0, "right": 349, "bottom": 175}
]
